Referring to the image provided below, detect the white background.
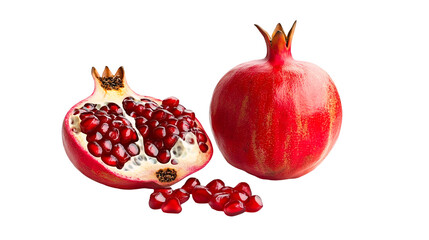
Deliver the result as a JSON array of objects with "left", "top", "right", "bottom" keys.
[{"left": 1, "top": 0, "right": 428, "bottom": 239}]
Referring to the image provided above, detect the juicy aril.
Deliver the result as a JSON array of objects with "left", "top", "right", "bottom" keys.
[
  {"left": 210, "top": 22, "right": 342, "bottom": 179},
  {"left": 62, "top": 66, "right": 213, "bottom": 189}
]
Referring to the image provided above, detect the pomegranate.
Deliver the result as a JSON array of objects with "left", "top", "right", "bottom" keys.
[
  {"left": 210, "top": 22, "right": 342, "bottom": 179},
  {"left": 62, "top": 66, "right": 213, "bottom": 189}
]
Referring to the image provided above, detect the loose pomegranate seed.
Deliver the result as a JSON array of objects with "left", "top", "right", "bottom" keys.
[
  {"left": 144, "top": 142, "right": 159, "bottom": 157},
  {"left": 181, "top": 177, "right": 200, "bottom": 194},
  {"left": 224, "top": 200, "right": 245, "bottom": 216},
  {"left": 192, "top": 185, "right": 212, "bottom": 203},
  {"left": 154, "top": 187, "right": 173, "bottom": 197},
  {"left": 199, "top": 142, "right": 209, "bottom": 153},
  {"left": 206, "top": 179, "right": 225, "bottom": 194},
  {"left": 149, "top": 192, "right": 166, "bottom": 209},
  {"left": 245, "top": 195, "right": 263, "bottom": 212},
  {"left": 99, "top": 139, "right": 112, "bottom": 153},
  {"left": 172, "top": 189, "right": 190, "bottom": 204},
  {"left": 162, "top": 96, "right": 179, "bottom": 107},
  {"left": 152, "top": 126, "right": 166, "bottom": 139},
  {"left": 209, "top": 192, "right": 231, "bottom": 211},
  {"left": 86, "top": 132, "right": 102, "bottom": 142},
  {"left": 126, "top": 143, "right": 140, "bottom": 156},
  {"left": 87, "top": 142, "right": 102, "bottom": 157},
  {"left": 157, "top": 149, "right": 171, "bottom": 164},
  {"left": 218, "top": 186, "right": 234, "bottom": 194},
  {"left": 230, "top": 191, "right": 249, "bottom": 203},
  {"left": 234, "top": 182, "right": 252, "bottom": 197},
  {"left": 80, "top": 115, "right": 100, "bottom": 134},
  {"left": 161, "top": 197, "right": 182, "bottom": 214},
  {"left": 120, "top": 126, "right": 138, "bottom": 144},
  {"left": 101, "top": 154, "right": 117, "bottom": 167}
]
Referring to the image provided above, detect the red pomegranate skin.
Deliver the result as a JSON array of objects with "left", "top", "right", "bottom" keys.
[{"left": 210, "top": 22, "right": 342, "bottom": 179}]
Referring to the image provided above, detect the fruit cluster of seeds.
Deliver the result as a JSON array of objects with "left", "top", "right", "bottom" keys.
[
  {"left": 149, "top": 178, "right": 263, "bottom": 216},
  {"left": 74, "top": 102, "right": 139, "bottom": 169},
  {"left": 122, "top": 96, "right": 209, "bottom": 163},
  {"left": 73, "top": 96, "right": 209, "bottom": 168}
]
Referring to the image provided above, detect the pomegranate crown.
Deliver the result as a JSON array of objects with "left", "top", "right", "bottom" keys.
[{"left": 254, "top": 21, "right": 297, "bottom": 62}]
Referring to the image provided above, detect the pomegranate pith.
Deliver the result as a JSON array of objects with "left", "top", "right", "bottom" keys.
[
  {"left": 210, "top": 22, "right": 342, "bottom": 180},
  {"left": 62, "top": 66, "right": 213, "bottom": 189}
]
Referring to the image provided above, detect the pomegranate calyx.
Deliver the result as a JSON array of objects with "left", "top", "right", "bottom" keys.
[{"left": 255, "top": 21, "right": 297, "bottom": 63}]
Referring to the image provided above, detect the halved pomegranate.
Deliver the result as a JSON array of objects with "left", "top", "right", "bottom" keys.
[{"left": 62, "top": 66, "right": 213, "bottom": 189}]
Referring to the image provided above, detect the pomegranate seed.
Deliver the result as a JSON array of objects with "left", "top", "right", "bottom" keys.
[
  {"left": 112, "top": 143, "right": 131, "bottom": 164},
  {"left": 245, "top": 195, "right": 263, "bottom": 212},
  {"left": 206, "top": 179, "right": 225, "bottom": 194},
  {"left": 186, "top": 137, "right": 195, "bottom": 144},
  {"left": 178, "top": 115, "right": 193, "bottom": 125},
  {"left": 73, "top": 108, "right": 81, "bottom": 115},
  {"left": 129, "top": 112, "right": 137, "bottom": 118},
  {"left": 161, "top": 197, "right": 182, "bottom": 214},
  {"left": 141, "top": 108, "right": 153, "bottom": 119},
  {"left": 218, "top": 186, "right": 234, "bottom": 194},
  {"left": 152, "top": 126, "right": 166, "bottom": 139},
  {"left": 86, "top": 132, "right": 102, "bottom": 142},
  {"left": 154, "top": 188, "right": 173, "bottom": 197},
  {"left": 97, "top": 114, "right": 111, "bottom": 124},
  {"left": 83, "top": 103, "right": 96, "bottom": 111},
  {"left": 101, "top": 154, "right": 117, "bottom": 167},
  {"left": 172, "top": 188, "right": 190, "bottom": 204},
  {"left": 209, "top": 192, "right": 231, "bottom": 211},
  {"left": 199, "top": 142, "right": 209, "bottom": 153},
  {"left": 165, "top": 124, "right": 179, "bottom": 135},
  {"left": 224, "top": 200, "right": 245, "bottom": 216},
  {"left": 137, "top": 125, "right": 149, "bottom": 138},
  {"left": 145, "top": 102, "right": 158, "bottom": 110},
  {"left": 126, "top": 143, "right": 140, "bottom": 156},
  {"left": 154, "top": 140, "right": 164, "bottom": 149},
  {"left": 117, "top": 117, "right": 131, "bottom": 126},
  {"left": 179, "top": 132, "right": 187, "bottom": 140},
  {"left": 144, "top": 142, "right": 159, "bottom": 157},
  {"left": 107, "top": 128, "right": 120, "bottom": 143},
  {"left": 166, "top": 118, "right": 178, "bottom": 125},
  {"left": 230, "top": 191, "right": 249, "bottom": 203},
  {"left": 162, "top": 96, "right": 179, "bottom": 107},
  {"left": 120, "top": 126, "right": 138, "bottom": 144},
  {"left": 234, "top": 182, "right": 252, "bottom": 197},
  {"left": 100, "top": 106, "right": 109, "bottom": 112},
  {"left": 135, "top": 116, "right": 148, "bottom": 126},
  {"left": 163, "top": 135, "right": 179, "bottom": 148},
  {"left": 152, "top": 109, "right": 169, "bottom": 121},
  {"left": 181, "top": 177, "right": 200, "bottom": 194},
  {"left": 97, "top": 123, "right": 109, "bottom": 134},
  {"left": 171, "top": 104, "right": 185, "bottom": 116},
  {"left": 122, "top": 99, "right": 135, "bottom": 113},
  {"left": 133, "top": 104, "right": 145, "bottom": 115},
  {"left": 107, "top": 102, "right": 123, "bottom": 115},
  {"left": 111, "top": 119, "right": 124, "bottom": 128},
  {"left": 192, "top": 185, "right": 212, "bottom": 203},
  {"left": 147, "top": 119, "right": 159, "bottom": 128},
  {"left": 177, "top": 120, "right": 191, "bottom": 132},
  {"left": 171, "top": 159, "right": 178, "bottom": 165},
  {"left": 157, "top": 149, "right": 171, "bottom": 164},
  {"left": 79, "top": 111, "right": 94, "bottom": 120},
  {"left": 196, "top": 132, "right": 207, "bottom": 143},
  {"left": 80, "top": 115, "right": 100, "bottom": 134},
  {"left": 87, "top": 142, "right": 102, "bottom": 157},
  {"left": 99, "top": 139, "right": 113, "bottom": 153},
  {"left": 182, "top": 109, "right": 195, "bottom": 120},
  {"left": 149, "top": 192, "right": 166, "bottom": 209}
]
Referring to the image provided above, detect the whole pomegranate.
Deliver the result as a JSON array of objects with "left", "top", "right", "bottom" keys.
[
  {"left": 62, "top": 66, "right": 213, "bottom": 189},
  {"left": 210, "top": 22, "right": 342, "bottom": 179}
]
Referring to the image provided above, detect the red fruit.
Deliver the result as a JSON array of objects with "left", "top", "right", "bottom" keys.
[
  {"left": 161, "top": 197, "right": 182, "bottom": 214},
  {"left": 234, "top": 182, "right": 252, "bottom": 197},
  {"left": 172, "top": 188, "right": 190, "bottom": 204},
  {"left": 210, "top": 22, "right": 342, "bottom": 180},
  {"left": 218, "top": 186, "right": 234, "bottom": 194},
  {"left": 245, "top": 195, "right": 263, "bottom": 212},
  {"left": 206, "top": 179, "right": 225, "bottom": 194},
  {"left": 224, "top": 200, "right": 245, "bottom": 216},
  {"left": 209, "top": 192, "right": 230, "bottom": 211},
  {"left": 192, "top": 185, "right": 212, "bottom": 203},
  {"left": 149, "top": 192, "right": 166, "bottom": 209},
  {"left": 230, "top": 191, "right": 249, "bottom": 203},
  {"left": 62, "top": 66, "right": 213, "bottom": 189},
  {"left": 181, "top": 177, "right": 200, "bottom": 193}
]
